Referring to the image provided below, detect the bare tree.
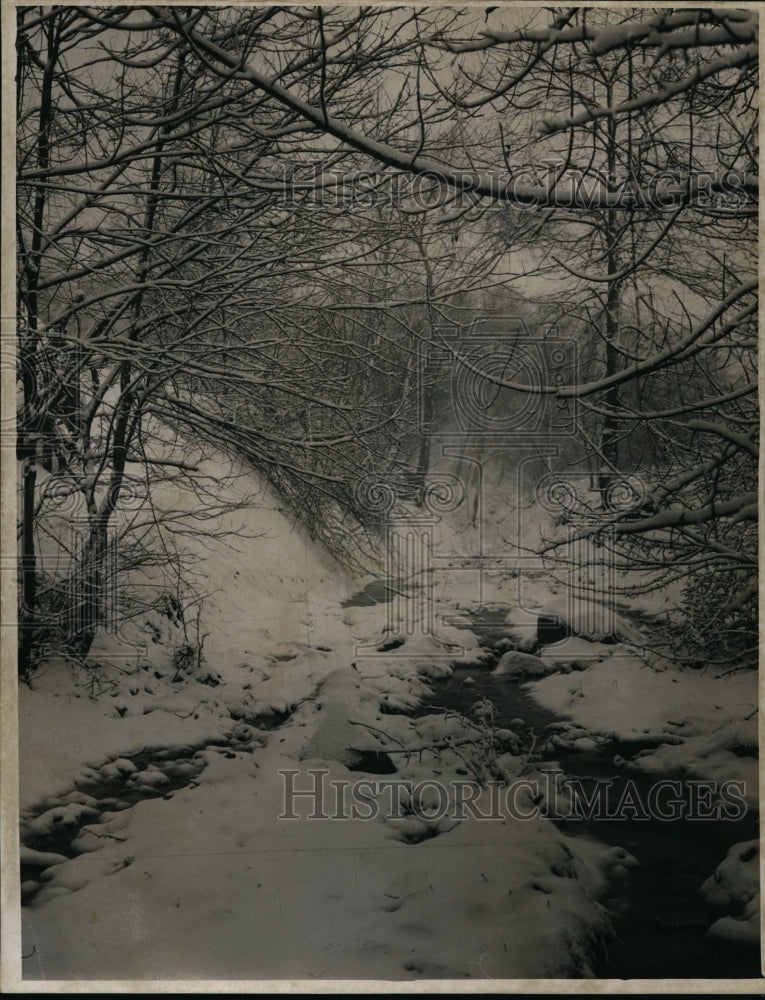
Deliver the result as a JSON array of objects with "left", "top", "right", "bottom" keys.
[
  {"left": 434, "top": 7, "right": 757, "bottom": 662},
  {"left": 15, "top": 5, "right": 505, "bottom": 674},
  {"left": 17, "top": 5, "right": 757, "bottom": 674}
]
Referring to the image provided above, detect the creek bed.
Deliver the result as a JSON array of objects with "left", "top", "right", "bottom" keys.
[
  {"left": 18, "top": 723, "right": 273, "bottom": 907},
  {"left": 422, "top": 660, "right": 760, "bottom": 980},
  {"left": 20, "top": 744, "right": 212, "bottom": 903}
]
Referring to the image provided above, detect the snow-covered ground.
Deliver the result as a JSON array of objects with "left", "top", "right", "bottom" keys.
[{"left": 14, "top": 451, "right": 760, "bottom": 983}]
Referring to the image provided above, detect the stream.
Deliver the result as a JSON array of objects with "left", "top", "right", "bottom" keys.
[
  {"left": 19, "top": 583, "right": 760, "bottom": 979},
  {"left": 19, "top": 732, "right": 266, "bottom": 906},
  {"left": 422, "top": 656, "right": 760, "bottom": 979}
]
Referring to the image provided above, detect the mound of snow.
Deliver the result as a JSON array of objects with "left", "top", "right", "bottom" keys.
[
  {"left": 492, "top": 650, "right": 557, "bottom": 680},
  {"left": 538, "top": 595, "right": 645, "bottom": 645},
  {"left": 701, "top": 840, "right": 760, "bottom": 949}
]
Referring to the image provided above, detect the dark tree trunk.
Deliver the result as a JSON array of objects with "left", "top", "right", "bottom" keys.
[
  {"left": 598, "top": 82, "right": 622, "bottom": 509},
  {"left": 18, "top": 15, "right": 58, "bottom": 677}
]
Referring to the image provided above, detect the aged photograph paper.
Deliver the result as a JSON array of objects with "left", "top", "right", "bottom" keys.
[{"left": 1, "top": 2, "right": 762, "bottom": 991}]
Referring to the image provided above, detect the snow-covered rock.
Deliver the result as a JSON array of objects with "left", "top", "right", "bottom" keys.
[
  {"left": 536, "top": 595, "right": 644, "bottom": 645},
  {"left": 701, "top": 840, "right": 760, "bottom": 949},
  {"left": 492, "top": 650, "right": 557, "bottom": 680}
]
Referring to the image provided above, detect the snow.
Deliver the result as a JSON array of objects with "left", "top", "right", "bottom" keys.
[
  {"left": 526, "top": 655, "right": 758, "bottom": 803},
  {"left": 18, "top": 678, "right": 225, "bottom": 811},
  {"left": 22, "top": 744, "right": 618, "bottom": 980},
  {"left": 492, "top": 650, "right": 555, "bottom": 678},
  {"left": 14, "top": 449, "right": 760, "bottom": 983},
  {"left": 701, "top": 841, "right": 760, "bottom": 949},
  {"left": 535, "top": 596, "right": 646, "bottom": 646}
]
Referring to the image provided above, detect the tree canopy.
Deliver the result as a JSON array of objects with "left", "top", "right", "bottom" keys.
[{"left": 15, "top": 5, "right": 758, "bottom": 675}]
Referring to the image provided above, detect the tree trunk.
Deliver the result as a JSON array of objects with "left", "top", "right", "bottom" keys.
[
  {"left": 71, "top": 52, "right": 186, "bottom": 656},
  {"left": 598, "top": 82, "right": 622, "bottom": 509},
  {"left": 18, "top": 15, "right": 58, "bottom": 677}
]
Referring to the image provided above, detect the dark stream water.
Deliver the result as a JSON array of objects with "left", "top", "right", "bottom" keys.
[
  {"left": 344, "top": 586, "right": 761, "bottom": 977},
  {"left": 19, "top": 727, "right": 275, "bottom": 906},
  {"left": 422, "top": 658, "right": 761, "bottom": 980},
  {"left": 20, "top": 744, "right": 212, "bottom": 903},
  {"left": 20, "top": 586, "right": 761, "bottom": 979}
]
